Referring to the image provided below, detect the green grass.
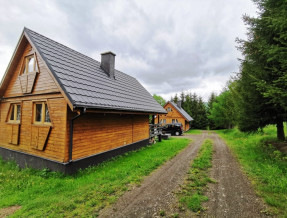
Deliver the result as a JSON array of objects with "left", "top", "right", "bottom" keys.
[
  {"left": 177, "top": 139, "right": 214, "bottom": 213},
  {"left": 216, "top": 125, "right": 287, "bottom": 216},
  {"left": 184, "top": 129, "right": 202, "bottom": 135},
  {"left": 0, "top": 138, "right": 190, "bottom": 217}
]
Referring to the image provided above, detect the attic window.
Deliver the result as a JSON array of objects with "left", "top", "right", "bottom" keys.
[
  {"left": 21, "top": 55, "right": 38, "bottom": 74},
  {"left": 167, "top": 107, "right": 172, "bottom": 112},
  {"left": 8, "top": 104, "right": 21, "bottom": 123}
]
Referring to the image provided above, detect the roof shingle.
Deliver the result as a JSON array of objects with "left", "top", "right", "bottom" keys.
[
  {"left": 169, "top": 101, "right": 193, "bottom": 121},
  {"left": 24, "top": 28, "right": 166, "bottom": 114}
]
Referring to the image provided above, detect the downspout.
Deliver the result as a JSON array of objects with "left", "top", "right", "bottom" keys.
[{"left": 69, "top": 107, "right": 86, "bottom": 162}]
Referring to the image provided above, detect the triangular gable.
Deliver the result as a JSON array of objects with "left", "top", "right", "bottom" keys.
[
  {"left": 0, "top": 28, "right": 73, "bottom": 110},
  {"left": 164, "top": 101, "right": 193, "bottom": 122}
]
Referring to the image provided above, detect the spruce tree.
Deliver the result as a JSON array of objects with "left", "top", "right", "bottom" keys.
[{"left": 236, "top": 0, "right": 287, "bottom": 140}]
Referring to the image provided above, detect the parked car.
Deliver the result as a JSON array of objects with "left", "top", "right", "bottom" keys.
[{"left": 162, "top": 123, "right": 183, "bottom": 136}]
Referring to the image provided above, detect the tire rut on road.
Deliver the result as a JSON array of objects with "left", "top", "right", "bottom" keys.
[
  {"left": 98, "top": 133, "right": 208, "bottom": 218},
  {"left": 203, "top": 132, "right": 268, "bottom": 218}
]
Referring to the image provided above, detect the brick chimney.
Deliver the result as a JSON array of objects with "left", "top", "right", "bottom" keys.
[
  {"left": 101, "top": 51, "right": 116, "bottom": 79},
  {"left": 177, "top": 100, "right": 182, "bottom": 108}
]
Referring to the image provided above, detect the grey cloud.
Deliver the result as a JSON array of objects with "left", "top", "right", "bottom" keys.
[{"left": 0, "top": 0, "right": 257, "bottom": 101}]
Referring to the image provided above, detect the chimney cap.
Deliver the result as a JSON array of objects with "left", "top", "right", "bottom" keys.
[{"left": 101, "top": 51, "right": 116, "bottom": 56}]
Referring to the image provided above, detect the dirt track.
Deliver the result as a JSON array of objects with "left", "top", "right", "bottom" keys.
[
  {"left": 98, "top": 132, "right": 268, "bottom": 218},
  {"left": 203, "top": 132, "right": 267, "bottom": 217},
  {"left": 98, "top": 133, "right": 207, "bottom": 218}
]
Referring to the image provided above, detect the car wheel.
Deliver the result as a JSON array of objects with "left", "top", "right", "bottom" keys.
[{"left": 175, "top": 131, "right": 180, "bottom": 136}]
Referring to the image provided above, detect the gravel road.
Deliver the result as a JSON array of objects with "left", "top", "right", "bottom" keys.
[
  {"left": 203, "top": 132, "right": 268, "bottom": 218},
  {"left": 98, "top": 133, "right": 207, "bottom": 218},
  {"left": 98, "top": 132, "right": 268, "bottom": 218}
]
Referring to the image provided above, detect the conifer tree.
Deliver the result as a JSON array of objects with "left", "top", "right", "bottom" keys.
[{"left": 236, "top": 0, "right": 287, "bottom": 140}]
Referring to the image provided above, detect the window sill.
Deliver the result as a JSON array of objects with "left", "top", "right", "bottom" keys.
[
  {"left": 6, "top": 122, "right": 20, "bottom": 125},
  {"left": 32, "top": 123, "right": 52, "bottom": 127}
]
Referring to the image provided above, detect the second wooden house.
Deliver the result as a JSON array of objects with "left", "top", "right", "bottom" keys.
[{"left": 156, "top": 101, "right": 193, "bottom": 131}]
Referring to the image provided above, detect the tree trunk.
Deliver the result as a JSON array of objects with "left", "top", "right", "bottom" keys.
[{"left": 276, "top": 117, "right": 285, "bottom": 141}]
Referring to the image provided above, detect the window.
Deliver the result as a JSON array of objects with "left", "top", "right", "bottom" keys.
[
  {"left": 21, "top": 55, "right": 38, "bottom": 74},
  {"left": 172, "top": 119, "right": 178, "bottom": 123},
  {"left": 9, "top": 104, "right": 21, "bottom": 123},
  {"left": 166, "top": 107, "right": 172, "bottom": 112},
  {"left": 163, "top": 119, "right": 166, "bottom": 124},
  {"left": 34, "top": 102, "right": 51, "bottom": 124}
]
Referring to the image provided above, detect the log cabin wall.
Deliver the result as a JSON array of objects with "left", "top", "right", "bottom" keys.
[
  {"left": 70, "top": 112, "right": 149, "bottom": 160},
  {"left": 156, "top": 103, "right": 189, "bottom": 131},
  {"left": 0, "top": 40, "right": 68, "bottom": 162}
]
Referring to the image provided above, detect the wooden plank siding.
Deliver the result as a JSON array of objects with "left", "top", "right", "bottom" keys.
[
  {"left": 71, "top": 113, "right": 149, "bottom": 160},
  {"left": 0, "top": 36, "right": 152, "bottom": 166},
  {"left": 0, "top": 39, "right": 67, "bottom": 162},
  {"left": 0, "top": 98, "right": 67, "bottom": 162},
  {"left": 3, "top": 42, "right": 59, "bottom": 98},
  {"left": 155, "top": 102, "right": 190, "bottom": 131}
]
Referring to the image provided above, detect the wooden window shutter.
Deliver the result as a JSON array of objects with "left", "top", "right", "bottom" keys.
[
  {"left": 31, "top": 126, "right": 51, "bottom": 150},
  {"left": 6, "top": 124, "right": 20, "bottom": 145}
]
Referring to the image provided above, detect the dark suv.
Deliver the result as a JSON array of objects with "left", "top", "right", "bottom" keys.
[{"left": 162, "top": 123, "right": 183, "bottom": 136}]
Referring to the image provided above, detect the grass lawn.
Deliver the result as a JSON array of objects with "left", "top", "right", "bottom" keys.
[
  {"left": 0, "top": 138, "right": 190, "bottom": 217},
  {"left": 178, "top": 139, "right": 214, "bottom": 213},
  {"left": 216, "top": 125, "right": 287, "bottom": 216},
  {"left": 184, "top": 129, "right": 202, "bottom": 135}
]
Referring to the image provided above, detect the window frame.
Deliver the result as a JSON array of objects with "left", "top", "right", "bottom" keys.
[
  {"left": 33, "top": 101, "right": 52, "bottom": 125},
  {"left": 172, "top": 119, "right": 178, "bottom": 123},
  {"left": 8, "top": 103, "right": 21, "bottom": 123},
  {"left": 166, "top": 107, "right": 172, "bottom": 112},
  {"left": 19, "top": 53, "right": 39, "bottom": 75}
]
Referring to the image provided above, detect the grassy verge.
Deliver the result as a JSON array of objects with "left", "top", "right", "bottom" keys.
[
  {"left": 177, "top": 139, "right": 214, "bottom": 213},
  {"left": 0, "top": 138, "right": 190, "bottom": 217},
  {"left": 216, "top": 125, "right": 287, "bottom": 216},
  {"left": 185, "top": 129, "right": 202, "bottom": 135}
]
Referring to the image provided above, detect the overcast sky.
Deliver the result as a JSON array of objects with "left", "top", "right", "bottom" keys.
[{"left": 0, "top": 0, "right": 257, "bottom": 101}]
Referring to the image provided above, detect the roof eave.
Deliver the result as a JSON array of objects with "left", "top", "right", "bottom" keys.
[
  {"left": 0, "top": 29, "right": 26, "bottom": 97},
  {"left": 74, "top": 104, "right": 167, "bottom": 114}
]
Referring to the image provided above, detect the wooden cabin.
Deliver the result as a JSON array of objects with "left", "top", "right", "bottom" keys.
[
  {"left": 0, "top": 28, "right": 166, "bottom": 173},
  {"left": 155, "top": 101, "right": 193, "bottom": 131}
]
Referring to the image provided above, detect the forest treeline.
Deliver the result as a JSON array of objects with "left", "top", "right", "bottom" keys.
[{"left": 155, "top": 0, "right": 287, "bottom": 141}]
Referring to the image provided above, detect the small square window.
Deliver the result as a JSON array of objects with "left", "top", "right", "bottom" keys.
[
  {"left": 8, "top": 104, "right": 21, "bottom": 123},
  {"left": 34, "top": 102, "right": 51, "bottom": 124},
  {"left": 166, "top": 107, "right": 172, "bottom": 112}
]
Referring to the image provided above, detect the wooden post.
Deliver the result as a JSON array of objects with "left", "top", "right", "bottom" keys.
[{"left": 152, "top": 115, "right": 155, "bottom": 125}]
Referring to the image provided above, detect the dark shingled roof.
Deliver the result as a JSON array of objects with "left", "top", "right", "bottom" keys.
[
  {"left": 169, "top": 101, "right": 193, "bottom": 121},
  {"left": 24, "top": 28, "right": 166, "bottom": 114}
]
